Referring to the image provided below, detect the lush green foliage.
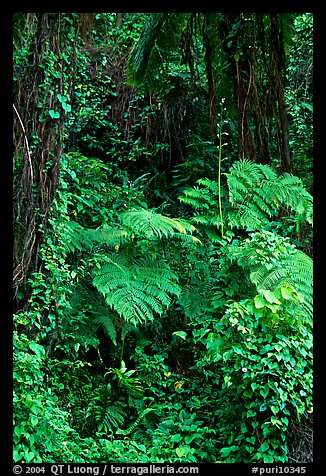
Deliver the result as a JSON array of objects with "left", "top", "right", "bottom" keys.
[
  {"left": 206, "top": 286, "right": 312, "bottom": 462},
  {"left": 13, "top": 12, "right": 313, "bottom": 465}
]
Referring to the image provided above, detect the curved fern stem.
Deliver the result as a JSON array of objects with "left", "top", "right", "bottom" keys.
[{"left": 218, "top": 99, "right": 224, "bottom": 239}]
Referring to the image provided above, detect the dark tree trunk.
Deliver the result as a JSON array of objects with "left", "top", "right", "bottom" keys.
[
  {"left": 235, "top": 59, "right": 257, "bottom": 161},
  {"left": 116, "top": 13, "right": 122, "bottom": 29},
  {"left": 270, "top": 13, "right": 293, "bottom": 173},
  {"left": 202, "top": 14, "right": 217, "bottom": 139}
]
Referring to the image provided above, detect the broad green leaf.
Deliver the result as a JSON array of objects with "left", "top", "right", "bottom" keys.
[
  {"left": 176, "top": 447, "right": 186, "bottom": 457},
  {"left": 62, "top": 102, "right": 72, "bottom": 113},
  {"left": 302, "top": 102, "right": 313, "bottom": 112},
  {"left": 281, "top": 286, "right": 293, "bottom": 300},
  {"left": 29, "top": 342, "right": 45, "bottom": 358},
  {"left": 263, "top": 454, "right": 274, "bottom": 463},
  {"left": 254, "top": 294, "right": 265, "bottom": 309},
  {"left": 30, "top": 415, "right": 38, "bottom": 426},
  {"left": 49, "top": 110, "right": 60, "bottom": 119},
  {"left": 172, "top": 331, "right": 187, "bottom": 340},
  {"left": 24, "top": 450, "right": 35, "bottom": 463},
  {"left": 185, "top": 434, "right": 198, "bottom": 444},
  {"left": 262, "top": 290, "right": 280, "bottom": 304}
]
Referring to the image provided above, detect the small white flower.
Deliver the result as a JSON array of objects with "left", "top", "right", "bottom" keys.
[{"left": 242, "top": 367, "right": 248, "bottom": 373}]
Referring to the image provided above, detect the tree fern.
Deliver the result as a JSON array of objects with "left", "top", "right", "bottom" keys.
[
  {"left": 61, "top": 221, "right": 95, "bottom": 253},
  {"left": 86, "top": 225, "right": 128, "bottom": 248},
  {"left": 179, "top": 159, "right": 313, "bottom": 237},
  {"left": 250, "top": 249, "right": 313, "bottom": 319},
  {"left": 93, "top": 254, "right": 181, "bottom": 326},
  {"left": 179, "top": 179, "right": 227, "bottom": 241},
  {"left": 120, "top": 208, "right": 186, "bottom": 238}
]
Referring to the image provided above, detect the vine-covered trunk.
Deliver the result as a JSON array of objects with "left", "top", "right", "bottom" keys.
[
  {"left": 13, "top": 13, "right": 75, "bottom": 297},
  {"left": 228, "top": 14, "right": 293, "bottom": 171}
]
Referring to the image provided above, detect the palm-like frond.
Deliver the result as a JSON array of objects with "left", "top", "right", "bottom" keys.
[
  {"left": 99, "top": 405, "right": 126, "bottom": 433},
  {"left": 86, "top": 385, "right": 126, "bottom": 434}
]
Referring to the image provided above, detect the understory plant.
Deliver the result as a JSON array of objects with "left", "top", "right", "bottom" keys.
[{"left": 205, "top": 284, "right": 312, "bottom": 463}]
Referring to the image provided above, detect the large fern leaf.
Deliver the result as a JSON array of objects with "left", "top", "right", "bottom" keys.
[
  {"left": 250, "top": 249, "right": 313, "bottom": 319},
  {"left": 68, "top": 283, "right": 117, "bottom": 346},
  {"left": 61, "top": 221, "right": 128, "bottom": 253},
  {"left": 226, "top": 159, "right": 313, "bottom": 230},
  {"left": 120, "top": 208, "right": 201, "bottom": 245},
  {"left": 120, "top": 208, "right": 187, "bottom": 238},
  {"left": 116, "top": 408, "right": 154, "bottom": 435},
  {"left": 93, "top": 255, "right": 181, "bottom": 325}
]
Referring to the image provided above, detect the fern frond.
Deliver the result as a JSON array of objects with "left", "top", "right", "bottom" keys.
[
  {"left": 60, "top": 222, "right": 128, "bottom": 254},
  {"left": 93, "top": 255, "right": 181, "bottom": 325},
  {"left": 180, "top": 186, "right": 216, "bottom": 209},
  {"left": 232, "top": 231, "right": 313, "bottom": 321},
  {"left": 116, "top": 408, "right": 154, "bottom": 436},
  {"left": 177, "top": 287, "right": 206, "bottom": 319},
  {"left": 120, "top": 208, "right": 187, "bottom": 239},
  {"left": 67, "top": 283, "right": 117, "bottom": 346},
  {"left": 252, "top": 253, "right": 313, "bottom": 320},
  {"left": 61, "top": 221, "right": 94, "bottom": 252},
  {"left": 197, "top": 177, "right": 219, "bottom": 193},
  {"left": 87, "top": 225, "right": 129, "bottom": 247},
  {"left": 100, "top": 405, "right": 126, "bottom": 433},
  {"left": 226, "top": 159, "right": 313, "bottom": 231},
  {"left": 92, "top": 312, "right": 117, "bottom": 346}
]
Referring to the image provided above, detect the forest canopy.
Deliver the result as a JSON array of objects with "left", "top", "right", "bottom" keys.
[{"left": 13, "top": 12, "right": 313, "bottom": 464}]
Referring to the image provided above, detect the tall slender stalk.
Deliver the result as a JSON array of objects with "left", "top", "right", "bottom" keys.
[
  {"left": 217, "top": 99, "right": 225, "bottom": 239},
  {"left": 119, "top": 330, "right": 126, "bottom": 369}
]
